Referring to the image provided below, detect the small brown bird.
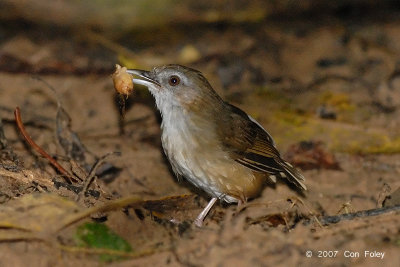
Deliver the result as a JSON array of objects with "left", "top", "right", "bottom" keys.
[{"left": 127, "top": 65, "right": 306, "bottom": 226}]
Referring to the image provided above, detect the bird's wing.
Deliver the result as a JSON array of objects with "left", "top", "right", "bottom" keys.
[{"left": 218, "top": 103, "right": 306, "bottom": 190}]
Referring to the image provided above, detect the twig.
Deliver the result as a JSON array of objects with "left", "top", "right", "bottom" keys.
[
  {"left": 14, "top": 107, "right": 77, "bottom": 183},
  {"left": 57, "top": 195, "right": 143, "bottom": 232},
  {"left": 52, "top": 179, "right": 100, "bottom": 198},
  {"left": 319, "top": 205, "right": 400, "bottom": 225},
  {"left": 0, "top": 234, "right": 46, "bottom": 243},
  {"left": 76, "top": 151, "right": 121, "bottom": 201},
  {"left": 31, "top": 76, "right": 62, "bottom": 107}
]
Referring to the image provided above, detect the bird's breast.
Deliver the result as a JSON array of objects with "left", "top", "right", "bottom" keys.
[{"left": 159, "top": 110, "right": 264, "bottom": 203}]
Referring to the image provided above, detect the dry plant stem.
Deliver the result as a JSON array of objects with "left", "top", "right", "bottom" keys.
[
  {"left": 0, "top": 234, "right": 46, "bottom": 242},
  {"left": 57, "top": 195, "right": 143, "bottom": 232},
  {"left": 314, "top": 210, "right": 400, "bottom": 239},
  {"left": 319, "top": 204, "right": 400, "bottom": 225},
  {"left": 14, "top": 107, "right": 77, "bottom": 183},
  {"left": 76, "top": 151, "right": 120, "bottom": 201},
  {"left": 31, "top": 76, "right": 62, "bottom": 106}
]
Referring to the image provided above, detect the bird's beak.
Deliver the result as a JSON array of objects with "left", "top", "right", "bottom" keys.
[{"left": 126, "top": 69, "right": 161, "bottom": 87}]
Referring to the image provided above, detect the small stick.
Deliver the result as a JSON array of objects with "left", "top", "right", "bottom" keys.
[
  {"left": 57, "top": 195, "right": 143, "bottom": 232},
  {"left": 14, "top": 107, "right": 77, "bottom": 183},
  {"left": 76, "top": 151, "right": 120, "bottom": 201},
  {"left": 319, "top": 204, "right": 400, "bottom": 225}
]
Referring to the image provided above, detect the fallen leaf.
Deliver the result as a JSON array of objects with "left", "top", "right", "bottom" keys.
[{"left": 75, "top": 222, "right": 132, "bottom": 262}]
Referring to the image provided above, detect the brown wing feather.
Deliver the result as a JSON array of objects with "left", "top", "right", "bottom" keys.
[{"left": 218, "top": 103, "right": 306, "bottom": 190}]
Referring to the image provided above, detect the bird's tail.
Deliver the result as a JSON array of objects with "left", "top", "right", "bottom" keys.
[{"left": 279, "top": 160, "right": 307, "bottom": 190}]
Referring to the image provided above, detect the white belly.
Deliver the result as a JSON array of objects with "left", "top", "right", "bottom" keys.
[{"left": 160, "top": 110, "right": 239, "bottom": 203}]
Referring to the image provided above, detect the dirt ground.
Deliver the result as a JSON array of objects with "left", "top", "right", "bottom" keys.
[{"left": 1, "top": 7, "right": 400, "bottom": 267}]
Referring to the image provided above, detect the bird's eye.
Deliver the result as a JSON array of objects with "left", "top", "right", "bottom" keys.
[{"left": 168, "top": 75, "right": 180, "bottom": 86}]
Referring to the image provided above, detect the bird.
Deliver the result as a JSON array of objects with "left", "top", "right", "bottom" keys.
[{"left": 127, "top": 64, "right": 306, "bottom": 227}]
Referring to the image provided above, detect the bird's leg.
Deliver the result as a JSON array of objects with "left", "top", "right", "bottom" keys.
[
  {"left": 236, "top": 199, "right": 244, "bottom": 213},
  {"left": 194, "top": 197, "right": 218, "bottom": 227}
]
